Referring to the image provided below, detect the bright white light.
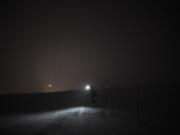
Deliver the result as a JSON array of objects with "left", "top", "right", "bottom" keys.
[
  {"left": 85, "top": 85, "right": 91, "bottom": 91},
  {"left": 48, "top": 84, "right": 52, "bottom": 88}
]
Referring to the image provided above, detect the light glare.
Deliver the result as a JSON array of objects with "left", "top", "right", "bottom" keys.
[{"left": 85, "top": 85, "right": 91, "bottom": 90}]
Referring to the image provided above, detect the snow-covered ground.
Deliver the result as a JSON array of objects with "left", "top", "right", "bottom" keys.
[{"left": 0, "top": 106, "right": 164, "bottom": 135}]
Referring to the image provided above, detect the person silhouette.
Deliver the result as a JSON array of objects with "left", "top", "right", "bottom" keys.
[{"left": 88, "top": 86, "right": 98, "bottom": 105}]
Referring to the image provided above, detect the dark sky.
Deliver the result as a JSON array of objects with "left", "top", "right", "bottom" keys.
[{"left": 0, "top": 1, "right": 176, "bottom": 93}]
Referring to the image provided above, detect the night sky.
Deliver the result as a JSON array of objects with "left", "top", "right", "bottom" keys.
[{"left": 0, "top": 1, "right": 176, "bottom": 93}]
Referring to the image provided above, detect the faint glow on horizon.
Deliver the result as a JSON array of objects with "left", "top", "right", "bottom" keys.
[{"left": 48, "top": 84, "right": 52, "bottom": 88}]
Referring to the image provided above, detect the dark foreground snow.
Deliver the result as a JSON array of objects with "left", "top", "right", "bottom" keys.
[{"left": 0, "top": 106, "right": 168, "bottom": 135}]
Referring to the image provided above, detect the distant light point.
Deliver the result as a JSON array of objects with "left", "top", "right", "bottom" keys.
[{"left": 48, "top": 84, "right": 52, "bottom": 88}]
